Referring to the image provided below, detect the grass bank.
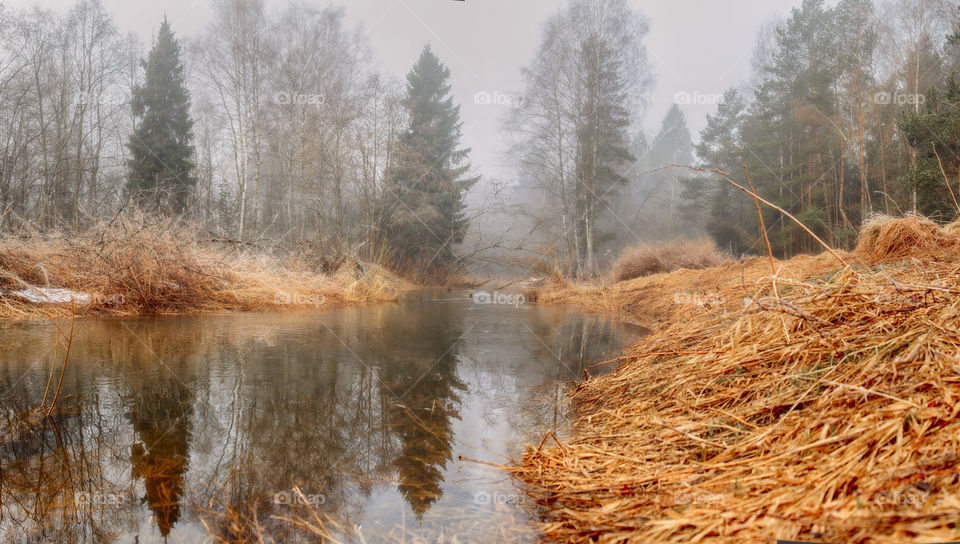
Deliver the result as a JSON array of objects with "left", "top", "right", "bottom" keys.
[
  {"left": 515, "top": 215, "right": 960, "bottom": 543},
  {"left": 0, "top": 215, "right": 409, "bottom": 319}
]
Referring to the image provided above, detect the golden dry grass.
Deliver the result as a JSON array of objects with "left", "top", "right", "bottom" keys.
[
  {"left": 609, "top": 238, "right": 731, "bottom": 283},
  {"left": 0, "top": 214, "right": 408, "bottom": 319},
  {"left": 513, "top": 217, "right": 960, "bottom": 543},
  {"left": 524, "top": 252, "right": 840, "bottom": 327},
  {"left": 199, "top": 486, "right": 349, "bottom": 544},
  {"left": 855, "top": 213, "right": 960, "bottom": 264}
]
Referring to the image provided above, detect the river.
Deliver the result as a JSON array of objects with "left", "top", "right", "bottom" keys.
[{"left": 0, "top": 290, "right": 641, "bottom": 543}]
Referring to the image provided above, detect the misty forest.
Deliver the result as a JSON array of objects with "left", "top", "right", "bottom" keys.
[{"left": 3, "top": 0, "right": 960, "bottom": 543}]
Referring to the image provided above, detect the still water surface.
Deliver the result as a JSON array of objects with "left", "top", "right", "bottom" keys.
[{"left": 0, "top": 290, "right": 640, "bottom": 543}]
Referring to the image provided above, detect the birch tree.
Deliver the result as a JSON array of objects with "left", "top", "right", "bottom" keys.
[{"left": 510, "top": 0, "right": 652, "bottom": 277}]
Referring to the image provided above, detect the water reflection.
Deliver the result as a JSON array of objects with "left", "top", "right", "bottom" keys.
[
  {"left": 378, "top": 299, "right": 465, "bottom": 519},
  {"left": 0, "top": 292, "right": 639, "bottom": 542},
  {"left": 128, "top": 376, "right": 194, "bottom": 537}
]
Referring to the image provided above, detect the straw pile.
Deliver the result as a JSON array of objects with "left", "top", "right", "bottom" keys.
[
  {"left": 855, "top": 213, "right": 960, "bottom": 264},
  {"left": 513, "top": 217, "right": 960, "bottom": 543}
]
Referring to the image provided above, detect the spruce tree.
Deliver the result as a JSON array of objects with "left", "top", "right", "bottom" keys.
[
  {"left": 126, "top": 18, "right": 196, "bottom": 214},
  {"left": 645, "top": 104, "right": 693, "bottom": 235},
  {"left": 381, "top": 45, "right": 477, "bottom": 278},
  {"left": 573, "top": 34, "right": 635, "bottom": 275}
]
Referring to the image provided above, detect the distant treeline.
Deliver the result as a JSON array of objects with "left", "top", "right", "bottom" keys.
[
  {"left": 0, "top": 0, "right": 474, "bottom": 279},
  {"left": 680, "top": 0, "right": 960, "bottom": 257},
  {"left": 2, "top": 0, "right": 959, "bottom": 279},
  {"left": 507, "top": 0, "right": 960, "bottom": 276}
]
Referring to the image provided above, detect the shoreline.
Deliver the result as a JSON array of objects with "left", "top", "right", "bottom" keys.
[
  {"left": 0, "top": 216, "right": 410, "bottom": 320},
  {"left": 0, "top": 275, "right": 407, "bottom": 321}
]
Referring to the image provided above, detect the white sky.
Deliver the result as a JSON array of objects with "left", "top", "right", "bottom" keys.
[{"left": 5, "top": 0, "right": 805, "bottom": 178}]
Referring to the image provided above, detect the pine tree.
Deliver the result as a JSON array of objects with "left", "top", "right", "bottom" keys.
[
  {"left": 680, "top": 89, "right": 751, "bottom": 253},
  {"left": 629, "top": 105, "right": 692, "bottom": 237},
  {"left": 381, "top": 45, "right": 477, "bottom": 278},
  {"left": 899, "top": 76, "right": 960, "bottom": 219},
  {"left": 126, "top": 17, "right": 196, "bottom": 214}
]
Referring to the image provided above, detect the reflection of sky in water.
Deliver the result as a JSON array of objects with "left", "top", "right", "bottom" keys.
[{"left": 0, "top": 292, "right": 640, "bottom": 543}]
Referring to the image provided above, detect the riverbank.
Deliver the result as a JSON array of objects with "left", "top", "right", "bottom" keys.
[
  {"left": 515, "top": 215, "right": 960, "bottom": 543},
  {"left": 0, "top": 216, "right": 409, "bottom": 319}
]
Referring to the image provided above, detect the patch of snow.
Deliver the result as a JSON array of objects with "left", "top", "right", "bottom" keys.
[{"left": 7, "top": 287, "right": 91, "bottom": 304}]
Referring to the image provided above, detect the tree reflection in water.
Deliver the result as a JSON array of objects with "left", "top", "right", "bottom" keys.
[
  {"left": 128, "top": 378, "right": 194, "bottom": 537},
  {"left": 376, "top": 299, "right": 465, "bottom": 519},
  {"left": 0, "top": 295, "right": 637, "bottom": 542}
]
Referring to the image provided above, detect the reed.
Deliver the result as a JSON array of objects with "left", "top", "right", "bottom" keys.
[
  {"left": 0, "top": 213, "right": 407, "bottom": 319},
  {"left": 855, "top": 213, "right": 959, "bottom": 264}
]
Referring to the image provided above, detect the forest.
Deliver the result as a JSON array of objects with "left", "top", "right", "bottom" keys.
[
  {"left": 1, "top": 0, "right": 958, "bottom": 279},
  {"left": 678, "top": 0, "right": 960, "bottom": 257},
  {"left": 0, "top": 0, "right": 475, "bottom": 280}
]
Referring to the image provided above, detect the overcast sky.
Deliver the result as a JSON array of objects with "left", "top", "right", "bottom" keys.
[{"left": 7, "top": 0, "right": 804, "bottom": 179}]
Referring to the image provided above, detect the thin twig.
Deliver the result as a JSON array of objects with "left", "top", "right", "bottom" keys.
[
  {"left": 932, "top": 143, "right": 960, "bottom": 215},
  {"left": 669, "top": 164, "right": 850, "bottom": 268}
]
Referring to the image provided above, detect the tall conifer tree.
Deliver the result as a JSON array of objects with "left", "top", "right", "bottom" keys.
[
  {"left": 381, "top": 45, "right": 477, "bottom": 278},
  {"left": 126, "top": 18, "right": 196, "bottom": 213}
]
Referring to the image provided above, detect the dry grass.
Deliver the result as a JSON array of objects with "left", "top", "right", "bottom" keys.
[
  {"left": 200, "top": 494, "right": 536, "bottom": 544},
  {"left": 199, "top": 486, "right": 352, "bottom": 544},
  {"left": 0, "top": 214, "right": 407, "bottom": 319},
  {"left": 523, "top": 252, "right": 840, "bottom": 327},
  {"left": 855, "top": 213, "right": 960, "bottom": 264},
  {"left": 520, "top": 238, "right": 732, "bottom": 322},
  {"left": 609, "top": 238, "right": 731, "bottom": 283},
  {"left": 512, "top": 217, "right": 960, "bottom": 543}
]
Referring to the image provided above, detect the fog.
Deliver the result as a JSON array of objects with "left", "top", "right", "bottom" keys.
[
  {"left": 3, "top": 0, "right": 960, "bottom": 540},
  {"left": 1, "top": 0, "right": 957, "bottom": 279},
  {"left": 5, "top": 0, "right": 800, "bottom": 179}
]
